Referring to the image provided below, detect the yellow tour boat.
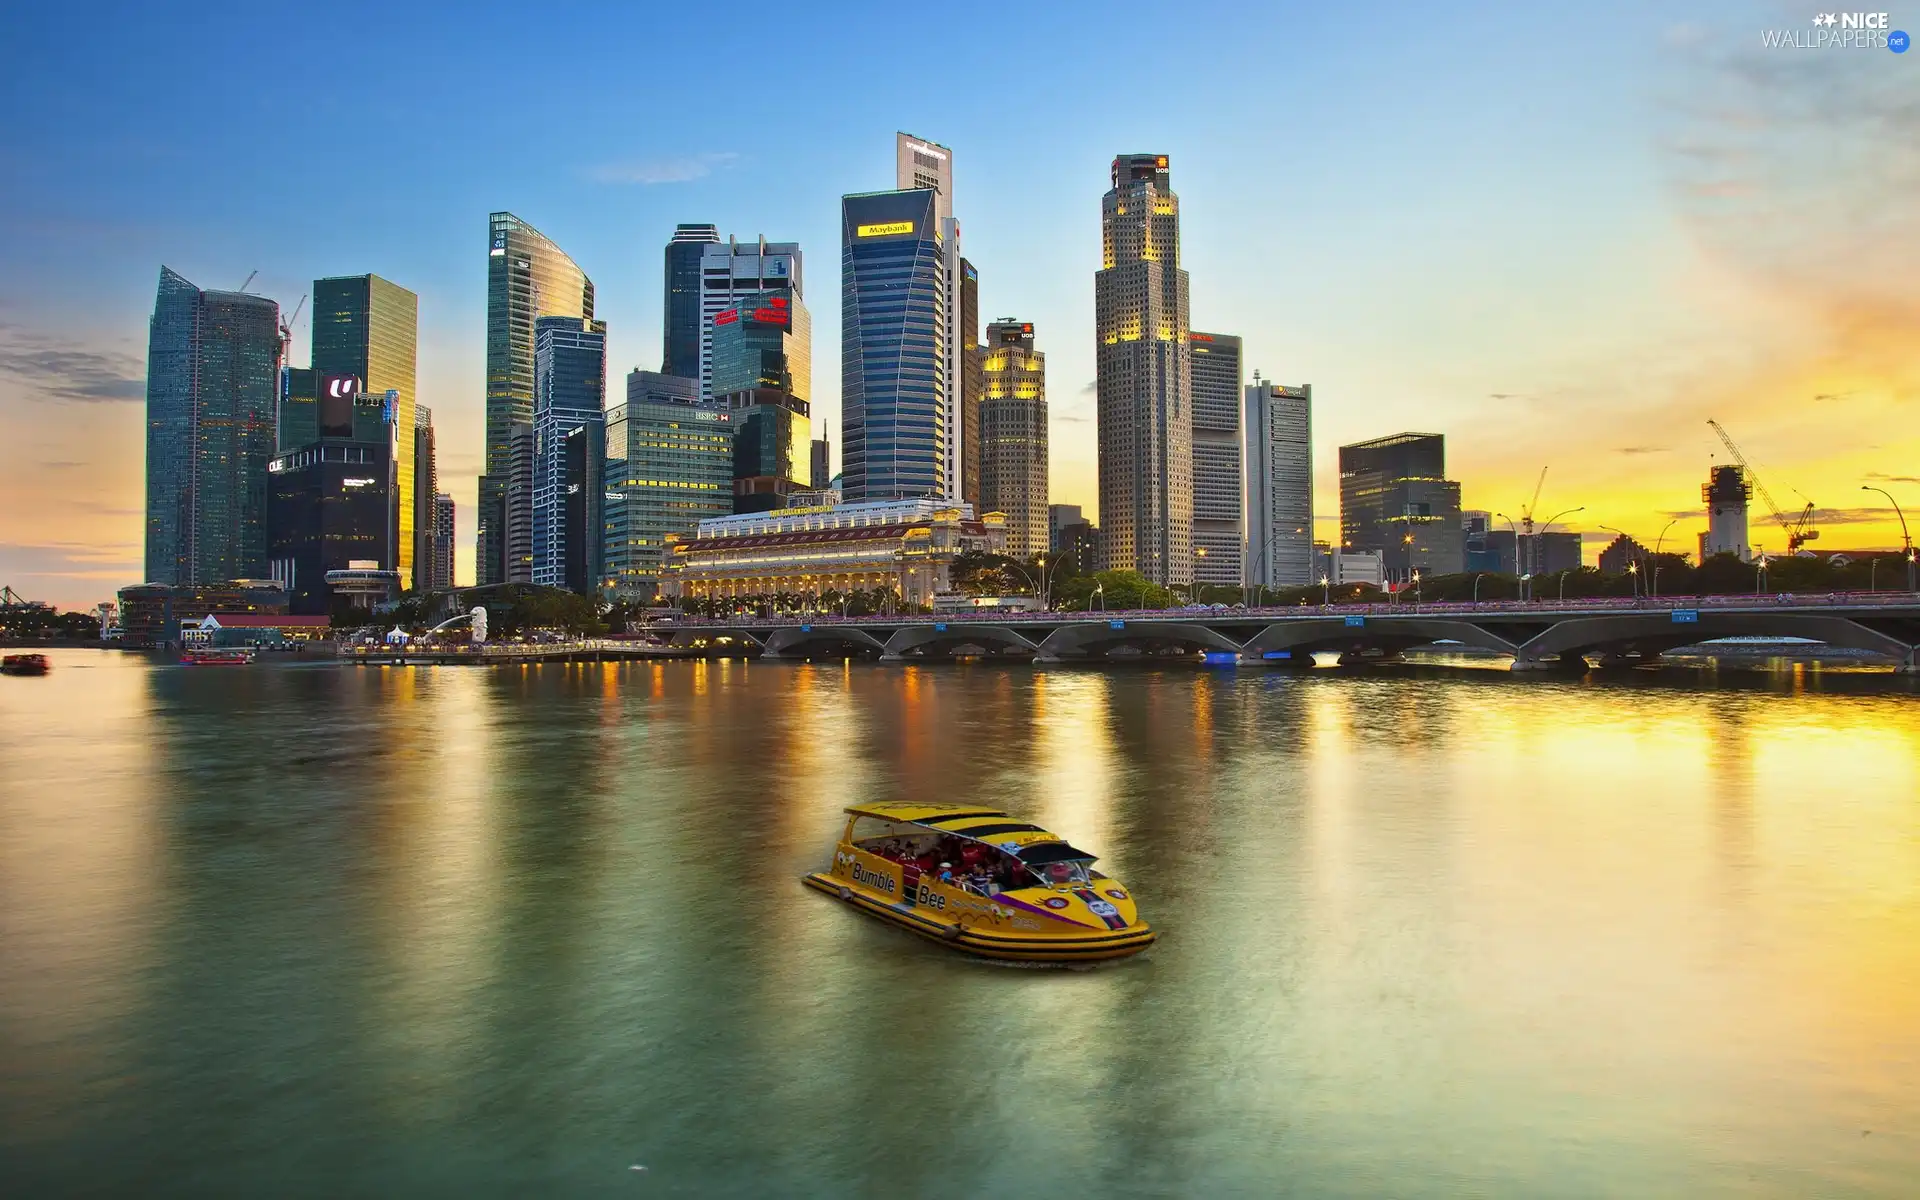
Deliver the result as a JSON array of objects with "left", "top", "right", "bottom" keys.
[{"left": 802, "top": 802, "right": 1156, "bottom": 964}]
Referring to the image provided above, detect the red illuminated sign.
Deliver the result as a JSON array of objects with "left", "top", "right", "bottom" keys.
[
  {"left": 750, "top": 308, "right": 789, "bottom": 325},
  {"left": 714, "top": 310, "right": 739, "bottom": 326},
  {"left": 767, "top": 296, "right": 788, "bottom": 309},
  {"left": 1189, "top": 333, "right": 1213, "bottom": 343}
]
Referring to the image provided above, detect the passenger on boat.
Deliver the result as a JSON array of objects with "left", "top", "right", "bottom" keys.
[{"left": 964, "top": 864, "right": 996, "bottom": 896}]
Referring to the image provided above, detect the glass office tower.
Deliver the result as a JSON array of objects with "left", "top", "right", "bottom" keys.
[
  {"left": 840, "top": 189, "right": 945, "bottom": 502},
  {"left": 479, "top": 212, "right": 595, "bottom": 585},
  {"left": 977, "top": 319, "right": 1049, "bottom": 557},
  {"left": 311, "top": 274, "right": 418, "bottom": 587},
  {"left": 531, "top": 316, "right": 608, "bottom": 589},
  {"left": 712, "top": 289, "right": 812, "bottom": 514},
  {"left": 1337, "top": 432, "right": 1464, "bottom": 581},
  {"left": 662, "top": 223, "right": 719, "bottom": 379},
  {"left": 266, "top": 384, "right": 400, "bottom": 614},
  {"left": 603, "top": 371, "right": 734, "bottom": 599},
  {"left": 144, "top": 267, "right": 280, "bottom": 585}
]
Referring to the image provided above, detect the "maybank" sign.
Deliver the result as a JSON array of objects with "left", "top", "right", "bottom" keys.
[{"left": 856, "top": 221, "right": 914, "bottom": 237}]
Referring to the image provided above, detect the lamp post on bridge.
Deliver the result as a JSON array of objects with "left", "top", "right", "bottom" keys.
[
  {"left": 1537, "top": 506, "right": 1585, "bottom": 583},
  {"left": 1472, "top": 573, "right": 1484, "bottom": 603},
  {"left": 1652, "top": 518, "right": 1679, "bottom": 598},
  {"left": 1861, "top": 485, "right": 1915, "bottom": 593},
  {"left": 1321, "top": 573, "right": 1331, "bottom": 606}
]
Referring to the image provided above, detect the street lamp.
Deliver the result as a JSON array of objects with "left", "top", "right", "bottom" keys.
[
  {"left": 1092, "top": 583, "right": 1105, "bottom": 612},
  {"left": 1320, "top": 573, "right": 1331, "bottom": 606},
  {"left": 1651, "top": 518, "right": 1679, "bottom": 598},
  {"left": 1192, "top": 546, "right": 1209, "bottom": 605},
  {"left": 1861, "top": 485, "right": 1915, "bottom": 592},
  {"left": 1521, "top": 572, "right": 1533, "bottom": 602},
  {"left": 1755, "top": 553, "right": 1769, "bottom": 595},
  {"left": 1496, "top": 511, "right": 1521, "bottom": 579},
  {"left": 1412, "top": 569, "right": 1422, "bottom": 605},
  {"left": 1599, "top": 524, "right": 1638, "bottom": 594},
  {"left": 1627, "top": 559, "right": 1639, "bottom": 599},
  {"left": 1536, "top": 506, "right": 1586, "bottom": 579},
  {"left": 1472, "top": 573, "right": 1484, "bottom": 602}
]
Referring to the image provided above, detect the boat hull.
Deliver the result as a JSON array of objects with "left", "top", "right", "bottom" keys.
[{"left": 803, "top": 872, "right": 1156, "bottom": 964}]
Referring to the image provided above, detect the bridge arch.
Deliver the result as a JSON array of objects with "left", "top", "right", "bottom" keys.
[
  {"left": 1515, "top": 611, "right": 1914, "bottom": 665},
  {"left": 881, "top": 624, "right": 1041, "bottom": 660},
  {"left": 1033, "top": 620, "right": 1246, "bottom": 661},
  {"left": 760, "top": 625, "right": 888, "bottom": 659},
  {"left": 1239, "top": 617, "right": 1522, "bottom": 660}
]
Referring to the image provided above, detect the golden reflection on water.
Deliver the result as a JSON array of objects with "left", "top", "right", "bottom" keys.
[
  {"left": 4, "top": 654, "right": 1919, "bottom": 1193},
  {"left": 0, "top": 650, "right": 161, "bottom": 1140}
]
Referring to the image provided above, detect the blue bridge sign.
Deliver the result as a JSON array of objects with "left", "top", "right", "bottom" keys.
[
  {"left": 1110, "top": 620, "right": 1126, "bottom": 630},
  {"left": 1671, "top": 610, "right": 1699, "bottom": 624},
  {"left": 799, "top": 624, "right": 812, "bottom": 632},
  {"left": 1344, "top": 615, "right": 1366, "bottom": 627},
  {"left": 934, "top": 622, "right": 947, "bottom": 632}
]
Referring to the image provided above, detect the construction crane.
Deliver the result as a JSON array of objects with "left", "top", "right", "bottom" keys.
[
  {"left": 238, "top": 269, "right": 259, "bottom": 293},
  {"left": 277, "top": 293, "right": 307, "bottom": 372},
  {"left": 1519, "top": 466, "right": 1548, "bottom": 536},
  {"left": 1707, "top": 419, "right": 1819, "bottom": 552}
]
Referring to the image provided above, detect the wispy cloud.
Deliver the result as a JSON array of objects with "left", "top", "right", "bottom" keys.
[
  {"left": 0, "top": 329, "right": 143, "bottom": 403},
  {"left": 1079, "top": 380, "right": 1097, "bottom": 396},
  {"left": 1616, "top": 445, "right": 1670, "bottom": 456},
  {"left": 1865, "top": 472, "right": 1920, "bottom": 485},
  {"left": 586, "top": 152, "right": 739, "bottom": 185}
]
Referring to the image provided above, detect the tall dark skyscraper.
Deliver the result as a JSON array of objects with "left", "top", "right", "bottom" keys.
[
  {"left": 311, "top": 274, "right": 418, "bottom": 587},
  {"left": 662, "top": 223, "right": 719, "bottom": 380},
  {"left": 266, "top": 383, "right": 399, "bottom": 615},
  {"left": 479, "top": 212, "right": 595, "bottom": 585},
  {"left": 1095, "top": 154, "right": 1192, "bottom": 586},
  {"left": 1188, "top": 331, "right": 1243, "bottom": 587},
  {"left": 811, "top": 435, "right": 831, "bottom": 490},
  {"left": 841, "top": 188, "right": 945, "bottom": 502},
  {"left": 959, "top": 258, "right": 982, "bottom": 510},
  {"left": 144, "top": 267, "right": 280, "bottom": 585},
  {"left": 431, "top": 492, "right": 456, "bottom": 592},
  {"left": 1338, "top": 432, "right": 1464, "bottom": 582},
  {"left": 1244, "top": 380, "right": 1313, "bottom": 589},
  {"left": 413, "top": 405, "right": 438, "bottom": 591},
  {"left": 531, "top": 316, "right": 607, "bottom": 589}
]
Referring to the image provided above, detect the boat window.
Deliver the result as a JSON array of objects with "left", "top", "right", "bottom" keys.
[{"left": 1030, "top": 859, "right": 1095, "bottom": 887}]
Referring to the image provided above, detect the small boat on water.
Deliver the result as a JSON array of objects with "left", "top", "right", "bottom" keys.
[
  {"left": 1, "top": 653, "right": 51, "bottom": 676},
  {"left": 181, "top": 648, "right": 252, "bottom": 666},
  {"left": 803, "top": 802, "right": 1156, "bottom": 964}
]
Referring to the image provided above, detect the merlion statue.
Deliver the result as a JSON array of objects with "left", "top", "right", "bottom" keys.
[{"left": 471, "top": 606, "right": 488, "bottom": 644}]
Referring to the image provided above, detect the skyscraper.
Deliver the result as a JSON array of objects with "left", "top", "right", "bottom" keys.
[
  {"left": 959, "top": 258, "right": 982, "bottom": 509},
  {"left": 662, "top": 223, "right": 719, "bottom": 379},
  {"left": 712, "top": 289, "right": 811, "bottom": 513},
  {"left": 1338, "top": 433, "right": 1464, "bottom": 582},
  {"left": 1243, "top": 380, "right": 1313, "bottom": 589},
  {"left": 696, "top": 236, "right": 802, "bottom": 402},
  {"left": 531, "top": 316, "right": 608, "bottom": 589},
  {"left": 978, "top": 319, "right": 1048, "bottom": 558},
  {"left": 895, "top": 132, "right": 965, "bottom": 501},
  {"left": 311, "top": 275, "right": 419, "bottom": 588},
  {"left": 603, "top": 371, "right": 734, "bottom": 599},
  {"left": 841, "top": 188, "right": 947, "bottom": 503},
  {"left": 431, "top": 492, "right": 456, "bottom": 592},
  {"left": 478, "top": 212, "right": 595, "bottom": 585},
  {"left": 266, "top": 383, "right": 400, "bottom": 614},
  {"left": 1189, "top": 332, "right": 1243, "bottom": 587},
  {"left": 811, "top": 435, "right": 831, "bottom": 490},
  {"left": 1095, "top": 153, "right": 1192, "bottom": 587},
  {"left": 413, "top": 404, "right": 438, "bottom": 592},
  {"left": 144, "top": 267, "right": 280, "bottom": 585}
]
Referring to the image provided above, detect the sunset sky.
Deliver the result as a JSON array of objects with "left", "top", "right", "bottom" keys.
[{"left": 1, "top": 0, "right": 1914, "bottom": 608}]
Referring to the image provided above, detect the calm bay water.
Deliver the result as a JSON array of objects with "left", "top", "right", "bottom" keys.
[{"left": 3, "top": 650, "right": 1917, "bottom": 1197}]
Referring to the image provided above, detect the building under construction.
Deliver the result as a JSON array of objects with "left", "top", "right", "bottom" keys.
[{"left": 1701, "top": 464, "right": 1751, "bottom": 562}]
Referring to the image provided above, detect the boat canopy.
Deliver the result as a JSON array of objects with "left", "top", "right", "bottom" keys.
[{"left": 843, "top": 802, "right": 1096, "bottom": 862}]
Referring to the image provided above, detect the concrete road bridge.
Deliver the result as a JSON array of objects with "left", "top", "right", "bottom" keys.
[{"left": 655, "top": 594, "right": 1920, "bottom": 673}]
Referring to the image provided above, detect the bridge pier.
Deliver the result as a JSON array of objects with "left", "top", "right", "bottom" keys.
[{"left": 1899, "top": 647, "right": 1919, "bottom": 675}]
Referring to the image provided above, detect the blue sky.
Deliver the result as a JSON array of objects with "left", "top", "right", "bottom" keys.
[{"left": 2, "top": 0, "right": 1915, "bottom": 605}]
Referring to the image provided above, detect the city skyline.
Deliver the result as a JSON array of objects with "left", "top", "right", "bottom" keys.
[{"left": 3, "top": 1, "right": 1916, "bottom": 608}]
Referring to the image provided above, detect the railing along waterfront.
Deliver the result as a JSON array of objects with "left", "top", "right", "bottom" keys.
[{"left": 653, "top": 590, "right": 1920, "bottom": 628}]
